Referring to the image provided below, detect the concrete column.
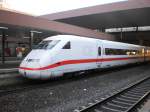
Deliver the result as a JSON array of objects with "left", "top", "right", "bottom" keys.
[
  {"left": 101, "top": 28, "right": 105, "bottom": 32},
  {"left": 1, "top": 30, "right": 5, "bottom": 64},
  {"left": 120, "top": 28, "right": 123, "bottom": 41},
  {"left": 29, "top": 31, "right": 34, "bottom": 50},
  {"left": 139, "top": 39, "right": 144, "bottom": 45},
  {"left": 29, "top": 30, "right": 42, "bottom": 50}
]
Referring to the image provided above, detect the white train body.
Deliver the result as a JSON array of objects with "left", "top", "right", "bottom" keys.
[{"left": 19, "top": 35, "right": 150, "bottom": 79}]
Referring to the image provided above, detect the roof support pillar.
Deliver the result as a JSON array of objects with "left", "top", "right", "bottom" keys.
[
  {"left": 29, "top": 31, "right": 34, "bottom": 50},
  {"left": 139, "top": 39, "right": 143, "bottom": 45},
  {"left": 120, "top": 28, "right": 123, "bottom": 41},
  {"left": 101, "top": 28, "right": 105, "bottom": 32},
  {"left": 1, "top": 30, "right": 6, "bottom": 64},
  {"left": 29, "top": 30, "right": 42, "bottom": 50},
  {"left": 135, "top": 26, "right": 143, "bottom": 45}
]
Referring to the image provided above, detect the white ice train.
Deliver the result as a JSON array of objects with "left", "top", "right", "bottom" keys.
[{"left": 19, "top": 35, "right": 150, "bottom": 79}]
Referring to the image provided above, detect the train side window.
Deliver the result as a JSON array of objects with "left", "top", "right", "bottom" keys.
[
  {"left": 98, "top": 47, "right": 101, "bottom": 56},
  {"left": 105, "top": 48, "right": 128, "bottom": 55},
  {"left": 62, "top": 42, "right": 71, "bottom": 49}
]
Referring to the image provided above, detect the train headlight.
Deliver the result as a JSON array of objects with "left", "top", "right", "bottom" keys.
[{"left": 26, "top": 59, "right": 40, "bottom": 62}]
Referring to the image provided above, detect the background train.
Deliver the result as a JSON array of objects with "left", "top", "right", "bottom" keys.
[{"left": 19, "top": 35, "right": 150, "bottom": 79}]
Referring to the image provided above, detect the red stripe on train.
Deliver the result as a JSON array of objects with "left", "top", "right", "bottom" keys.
[{"left": 19, "top": 57, "right": 143, "bottom": 71}]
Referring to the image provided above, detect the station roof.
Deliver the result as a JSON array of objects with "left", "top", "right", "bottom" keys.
[
  {"left": 0, "top": 10, "right": 114, "bottom": 41},
  {"left": 40, "top": 0, "right": 150, "bottom": 29}
]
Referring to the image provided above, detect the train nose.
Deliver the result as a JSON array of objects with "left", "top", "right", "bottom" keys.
[
  {"left": 19, "top": 59, "right": 51, "bottom": 79},
  {"left": 24, "top": 69, "right": 41, "bottom": 79},
  {"left": 19, "top": 59, "right": 42, "bottom": 79}
]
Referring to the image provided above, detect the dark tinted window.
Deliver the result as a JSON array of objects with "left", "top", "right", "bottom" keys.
[
  {"left": 35, "top": 40, "right": 60, "bottom": 49},
  {"left": 105, "top": 48, "right": 140, "bottom": 55},
  {"left": 63, "top": 42, "right": 71, "bottom": 49}
]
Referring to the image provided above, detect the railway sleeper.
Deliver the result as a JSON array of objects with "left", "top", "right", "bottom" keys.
[
  {"left": 109, "top": 100, "right": 132, "bottom": 107},
  {"left": 101, "top": 105, "right": 124, "bottom": 112},
  {"left": 123, "top": 93, "right": 142, "bottom": 98},
  {"left": 107, "top": 102, "right": 128, "bottom": 109},
  {"left": 126, "top": 91, "right": 145, "bottom": 96},
  {"left": 116, "top": 97, "right": 137, "bottom": 103},
  {"left": 120, "top": 95, "right": 140, "bottom": 100}
]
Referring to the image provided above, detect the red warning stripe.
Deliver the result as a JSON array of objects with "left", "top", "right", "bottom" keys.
[{"left": 19, "top": 56, "right": 143, "bottom": 71}]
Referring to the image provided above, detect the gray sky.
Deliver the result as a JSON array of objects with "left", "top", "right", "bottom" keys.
[{"left": 6, "top": 0, "right": 127, "bottom": 16}]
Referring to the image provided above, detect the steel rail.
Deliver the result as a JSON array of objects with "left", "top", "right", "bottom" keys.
[{"left": 74, "top": 76, "right": 150, "bottom": 112}]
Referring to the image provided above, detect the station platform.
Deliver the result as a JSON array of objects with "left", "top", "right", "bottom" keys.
[
  {"left": 0, "top": 61, "right": 20, "bottom": 73},
  {"left": 0, "top": 68, "right": 18, "bottom": 74},
  {"left": 0, "top": 57, "right": 21, "bottom": 69},
  {"left": 0, "top": 61, "right": 20, "bottom": 69},
  {"left": 0, "top": 57, "right": 21, "bottom": 73}
]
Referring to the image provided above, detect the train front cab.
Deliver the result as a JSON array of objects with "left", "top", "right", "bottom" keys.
[{"left": 19, "top": 58, "right": 51, "bottom": 79}]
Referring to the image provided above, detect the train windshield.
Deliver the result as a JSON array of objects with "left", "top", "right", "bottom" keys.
[{"left": 34, "top": 40, "right": 60, "bottom": 49}]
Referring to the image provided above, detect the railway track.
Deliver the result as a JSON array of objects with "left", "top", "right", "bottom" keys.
[
  {"left": 74, "top": 76, "right": 150, "bottom": 112},
  {"left": 0, "top": 73, "right": 91, "bottom": 97},
  {"left": 0, "top": 78, "right": 61, "bottom": 97},
  {"left": 0, "top": 81, "right": 48, "bottom": 97}
]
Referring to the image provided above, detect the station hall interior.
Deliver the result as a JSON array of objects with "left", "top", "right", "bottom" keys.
[
  {"left": 1, "top": 1, "right": 150, "bottom": 112},
  {"left": 0, "top": 0, "right": 150, "bottom": 65}
]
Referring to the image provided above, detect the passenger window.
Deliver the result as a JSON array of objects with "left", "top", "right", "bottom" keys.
[
  {"left": 98, "top": 47, "right": 101, "bottom": 56},
  {"left": 62, "top": 42, "right": 71, "bottom": 49},
  {"left": 105, "top": 48, "right": 140, "bottom": 56}
]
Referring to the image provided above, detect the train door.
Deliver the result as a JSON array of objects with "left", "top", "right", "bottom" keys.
[{"left": 96, "top": 41, "right": 103, "bottom": 68}]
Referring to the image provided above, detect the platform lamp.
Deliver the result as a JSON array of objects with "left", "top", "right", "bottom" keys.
[
  {"left": 30, "top": 30, "right": 42, "bottom": 50},
  {"left": 0, "top": 26, "right": 8, "bottom": 64}
]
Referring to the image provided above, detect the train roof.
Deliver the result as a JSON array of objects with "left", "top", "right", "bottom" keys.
[
  {"left": 44, "top": 35, "right": 96, "bottom": 41},
  {"left": 101, "top": 40, "right": 144, "bottom": 48},
  {"left": 44, "top": 35, "right": 145, "bottom": 48}
]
